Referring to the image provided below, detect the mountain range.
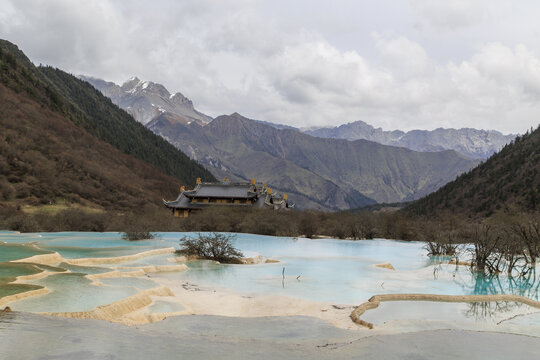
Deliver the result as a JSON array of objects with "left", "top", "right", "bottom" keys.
[
  {"left": 83, "top": 76, "right": 482, "bottom": 210},
  {"left": 82, "top": 76, "right": 515, "bottom": 161},
  {"left": 305, "top": 121, "right": 515, "bottom": 159},
  {"left": 151, "top": 113, "right": 480, "bottom": 209}
]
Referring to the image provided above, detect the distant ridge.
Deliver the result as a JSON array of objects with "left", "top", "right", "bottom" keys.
[
  {"left": 305, "top": 120, "right": 515, "bottom": 159},
  {"left": 407, "top": 125, "right": 540, "bottom": 217}
]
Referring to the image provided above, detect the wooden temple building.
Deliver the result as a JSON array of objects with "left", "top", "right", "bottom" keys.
[{"left": 163, "top": 178, "right": 294, "bottom": 217}]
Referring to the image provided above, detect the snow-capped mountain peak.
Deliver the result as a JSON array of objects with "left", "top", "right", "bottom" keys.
[{"left": 81, "top": 75, "right": 212, "bottom": 126}]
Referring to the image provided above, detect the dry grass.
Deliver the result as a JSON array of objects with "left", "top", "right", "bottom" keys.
[{"left": 21, "top": 202, "right": 105, "bottom": 215}]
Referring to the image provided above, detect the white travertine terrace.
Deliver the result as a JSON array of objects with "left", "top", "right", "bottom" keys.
[
  {"left": 0, "top": 288, "right": 51, "bottom": 308},
  {"left": 350, "top": 293, "right": 540, "bottom": 329},
  {"left": 44, "top": 286, "right": 175, "bottom": 325},
  {"left": 66, "top": 247, "right": 176, "bottom": 265}
]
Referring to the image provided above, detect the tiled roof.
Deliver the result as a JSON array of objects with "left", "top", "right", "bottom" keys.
[
  {"left": 163, "top": 181, "right": 294, "bottom": 210},
  {"left": 184, "top": 183, "right": 257, "bottom": 199}
]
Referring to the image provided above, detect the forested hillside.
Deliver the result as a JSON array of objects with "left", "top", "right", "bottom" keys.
[
  {"left": 408, "top": 125, "right": 540, "bottom": 217},
  {"left": 0, "top": 39, "right": 215, "bottom": 186}
]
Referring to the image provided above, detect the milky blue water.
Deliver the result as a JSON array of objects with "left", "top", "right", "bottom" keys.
[
  {"left": 0, "top": 242, "right": 52, "bottom": 262},
  {"left": 1, "top": 231, "right": 539, "bottom": 312},
  {"left": 0, "top": 262, "right": 42, "bottom": 283},
  {"left": 10, "top": 272, "right": 141, "bottom": 312}
]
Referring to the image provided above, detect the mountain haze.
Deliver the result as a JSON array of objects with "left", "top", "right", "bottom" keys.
[{"left": 305, "top": 120, "right": 515, "bottom": 159}]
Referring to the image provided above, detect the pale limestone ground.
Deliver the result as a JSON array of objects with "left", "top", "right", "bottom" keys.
[
  {"left": 152, "top": 275, "right": 360, "bottom": 330},
  {"left": 1, "top": 312, "right": 539, "bottom": 360}
]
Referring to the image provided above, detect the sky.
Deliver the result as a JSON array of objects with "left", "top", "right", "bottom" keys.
[{"left": 1, "top": 0, "right": 540, "bottom": 134}]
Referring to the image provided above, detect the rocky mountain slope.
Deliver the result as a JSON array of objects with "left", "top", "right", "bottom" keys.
[
  {"left": 407, "top": 125, "right": 540, "bottom": 217},
  {"left": 148, "top": 112, "right": 478, "bottom": 210},
  {"left": 305, "top": 120, "right": 515, "bottom": 159},
  {"left": 0, "top": 39, "right": 215, "bottom": 212},
  {"left": 80, "top": 76, "right": 212, "bottom": 125}
]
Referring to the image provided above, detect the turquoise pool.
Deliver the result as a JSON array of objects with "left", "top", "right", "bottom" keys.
[{"left": 1, "top": 231, "right": 539, "bottom": 311}]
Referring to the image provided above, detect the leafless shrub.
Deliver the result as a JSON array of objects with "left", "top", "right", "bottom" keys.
[{"left": 177, "top": 232, "right": 243, "bottom": 264}]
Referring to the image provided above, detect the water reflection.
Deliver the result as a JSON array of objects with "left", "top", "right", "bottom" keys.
[
  {"left": 508, "top": 269, "right": 540, "bottom": 300},
  {"left": 464, "top": 301, "right": 524, "bottom": 320},
  {"left": 455, "top": 268, "right": 540, "bottom": 299}
]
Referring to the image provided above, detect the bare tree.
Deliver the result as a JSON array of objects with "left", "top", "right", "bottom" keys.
[
  {"left": 177, "top": 232, "right": 244, "bottom": 264},
  {"left": 468, "top": 223, "right": 504, "bottom": 274},
  {"left": 510, "top": 215, "right": 540, "bottom": 266}
]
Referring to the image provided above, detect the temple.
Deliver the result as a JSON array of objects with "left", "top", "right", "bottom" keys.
[{"left": 163, "top": 178, "right": 294, "bottom": 217}]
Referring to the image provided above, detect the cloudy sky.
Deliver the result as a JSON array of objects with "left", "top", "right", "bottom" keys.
[{"left": 1, "top": 0, "right": 540, "bottom": 133}]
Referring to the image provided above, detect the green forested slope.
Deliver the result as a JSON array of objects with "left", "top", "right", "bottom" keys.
[{"left": 407, "top": 125, "right": 540, "bottom": 217}]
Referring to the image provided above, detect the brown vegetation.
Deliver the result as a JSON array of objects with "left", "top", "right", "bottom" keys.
[
  {"left": 421, "top": 212, "right": 540, "bottom": 277},
  {"left": 0, "top": 82, "right": 183, "bottom": 214},
  {"left": 2, "top": 200, "right": 538, "bottom": 264}
]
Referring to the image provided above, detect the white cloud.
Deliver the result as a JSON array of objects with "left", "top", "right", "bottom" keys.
[
  {"left": 469, "top": 43, "right": 540, "bottom": 97},
  {"left": 373, "top": 34, "right": 432, "bottom": 79},
  {"left": 0, "top": 0, "right": 539, "bottom": 134},
  {"left": 409, "top": 0, "right": 488, "bottom": 31}
]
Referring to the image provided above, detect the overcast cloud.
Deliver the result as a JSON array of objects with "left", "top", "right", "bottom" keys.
[{"left": 1, "top": 0, "right": 540, "bottom": 133}]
